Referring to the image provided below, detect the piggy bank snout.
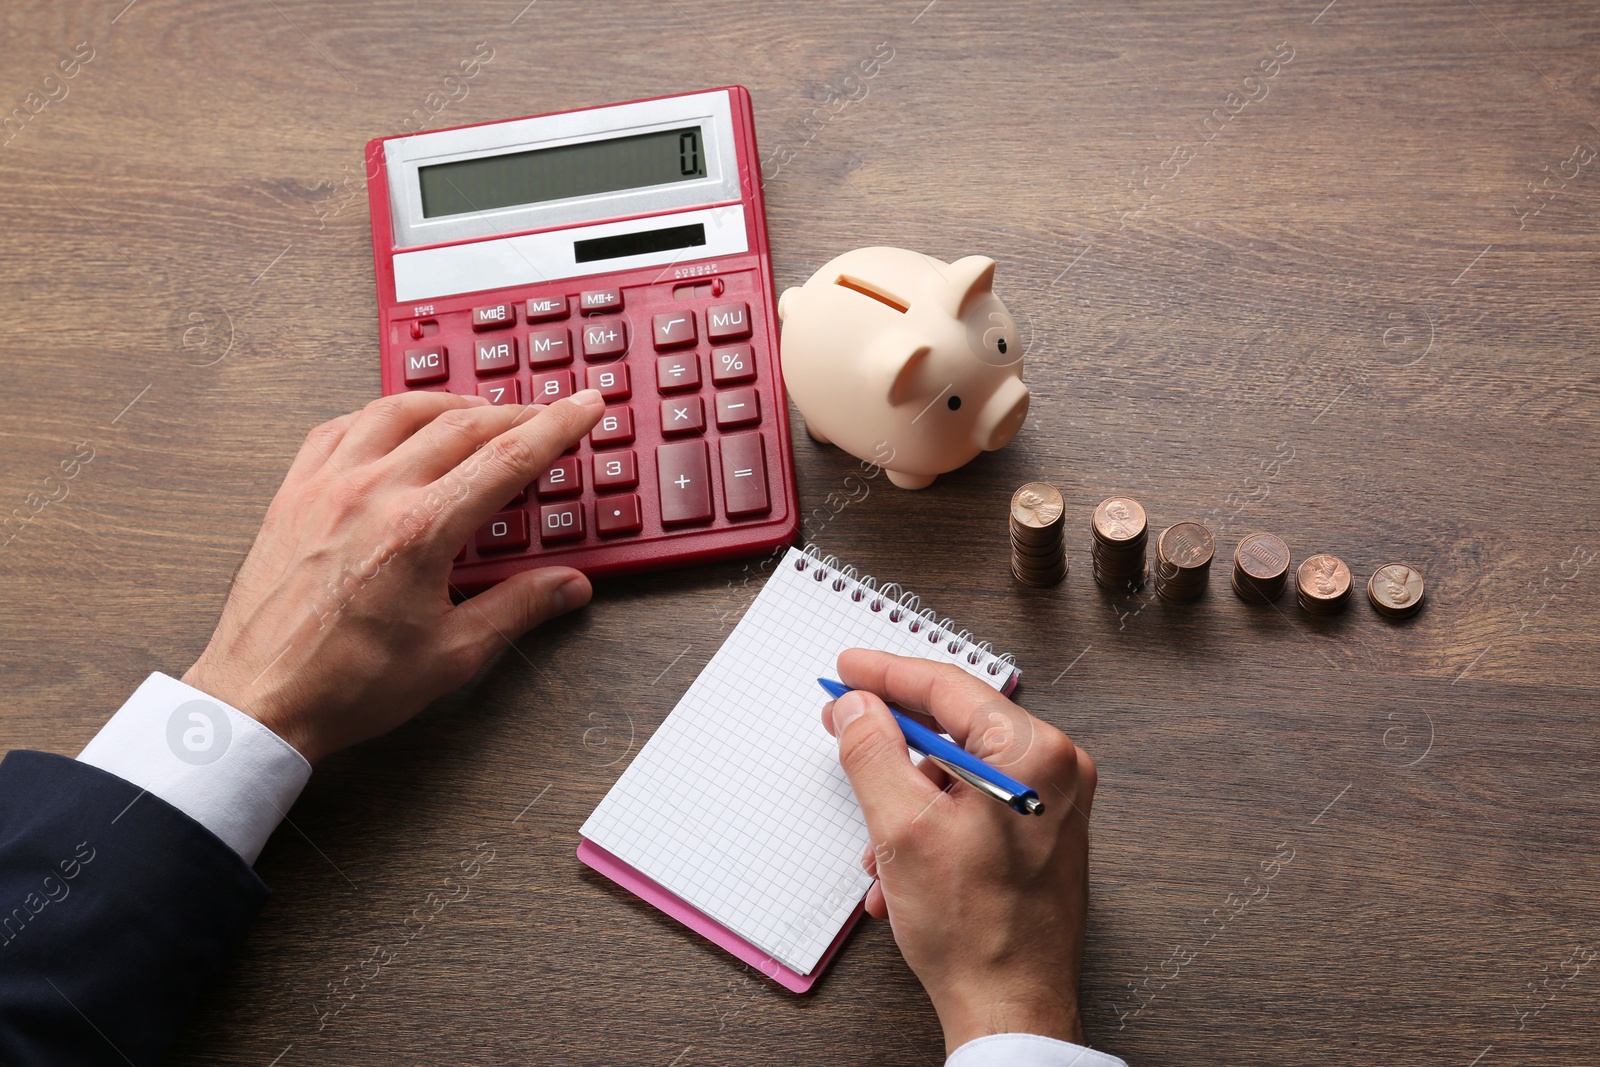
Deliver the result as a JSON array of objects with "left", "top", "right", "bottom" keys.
[{"left": 974, "top": 377, "right": 1030, "bottom": 452}]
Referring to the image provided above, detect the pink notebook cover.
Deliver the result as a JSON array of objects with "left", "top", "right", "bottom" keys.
[{"left": 577, "top": 838, "right": 863, "bottom": 993}]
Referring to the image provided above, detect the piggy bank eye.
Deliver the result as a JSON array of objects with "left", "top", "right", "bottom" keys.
[
  {"left": 947, "top": 395, "right": 962, "bottom": 411},
  {"left": 996, "top": 337, "right": 1008, "bottom": 354}
]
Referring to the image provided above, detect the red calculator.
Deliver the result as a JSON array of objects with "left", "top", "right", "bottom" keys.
[{"left": 366, "top": 87, "right": 797, "bottom": 588}]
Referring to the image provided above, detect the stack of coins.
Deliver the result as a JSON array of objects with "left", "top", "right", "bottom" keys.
[
  {"left": 1232, "top": 532, "right": 1292, "bottom": 602},
  {"left": 1368, "top": 563, "right": 1426, "bottom": 618},
  {"left": 1296, "top": 554, "right": 1352, "bottom": 615},
  {"left": 1154, "top": 522, "right": 1215, "bottom": 601},
  {"left": 1091, "top": 496, "right": 1148, "bottom": 591},
  {"left": 1009, "top": 482, "right": 1067, "bottom": 587}
]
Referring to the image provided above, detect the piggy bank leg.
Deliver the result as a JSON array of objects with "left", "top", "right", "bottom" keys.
[
  {"left": 804, "top": 420, "right": 831, "bottom": 446},
  {"left": 885, "top": 469, "right": 935, "bottom": 490}
]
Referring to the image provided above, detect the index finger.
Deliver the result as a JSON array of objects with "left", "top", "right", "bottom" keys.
[
  {"left": 426, "top": 391, "right": 605, "bottom": 553},
  {"left": 837, "top": 648, "right": 1049, "bottom": 774}
]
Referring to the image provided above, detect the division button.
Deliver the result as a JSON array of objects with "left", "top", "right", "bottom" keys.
[
  {"left": 657, "top": 440, "right": 713, "bottom": 525},
  {"left": 471, "top": 302, "right": 516, "bottom": 330},
  {"left": 706, "top": 301, "right": 752, "bottom": 341},
  {"left": 715, "top": 387, "right": 760, "bottom": 429},
  {"left": 652, "top": 310, "right": 697, "bottom": 349},
  {"left": 475, "top": 510, "right": 530, "bottom": 552},
  {"left": 402, "top": 344, "right": 448, "bottom": 385},
  {"left": 596, "top": 493, "right": 644, "bottom": 536},
  {"left": 719, "top": 432, "right": 770, "bottom": 516},
  {"left": 660, "top": 395, "right": 705, "bottom": 435},
  {"left": 525, "top": 327, "right": 571, "bottom": 366},
  {"left": 656, "top": 352, "right": 701, "bottom": 393},
  {"left": 525, "top": 294, "right": 568, "bottom": 321}
]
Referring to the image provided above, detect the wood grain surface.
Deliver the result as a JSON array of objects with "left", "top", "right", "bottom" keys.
[{"left": 2, "top": 1, "right": 1597, "bottom": 1063}]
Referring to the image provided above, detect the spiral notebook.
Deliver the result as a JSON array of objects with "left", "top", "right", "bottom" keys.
[{"left": 578, "top": 546, "right": 1020, "bottom": 991}]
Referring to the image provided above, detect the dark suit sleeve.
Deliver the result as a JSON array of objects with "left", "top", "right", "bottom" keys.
[{"left": 0, "top": 750, "right": 269, "bottom": 1066}]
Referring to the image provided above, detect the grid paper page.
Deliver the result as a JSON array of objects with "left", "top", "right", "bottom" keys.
[{"left": 580, "top": 547, "right": 1018, "bottom": 974}]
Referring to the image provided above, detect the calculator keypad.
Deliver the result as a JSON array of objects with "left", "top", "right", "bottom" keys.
[{"left": 389, "top": 268, "right": 786, "bottom": 577}]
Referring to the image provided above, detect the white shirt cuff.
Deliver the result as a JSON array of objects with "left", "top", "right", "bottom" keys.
[
  {"left": 77, "top": 672, "right": 311, "bottom": 865},
  {"left": 947, "top": 1033, "right": 1127, "bottom": 1067}
]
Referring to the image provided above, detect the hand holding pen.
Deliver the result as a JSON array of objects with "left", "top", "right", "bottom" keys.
[{"left": 820, "top": 648, "right": 1099, "bottom": 1058}]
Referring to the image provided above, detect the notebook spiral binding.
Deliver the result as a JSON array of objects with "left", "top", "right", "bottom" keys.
[{"left": 796, "top": 544, "right": 1019, "bottom": 679}]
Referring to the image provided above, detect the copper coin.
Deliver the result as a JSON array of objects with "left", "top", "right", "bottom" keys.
[
  {"left": 1156, "top": 522, "right": 1215, "bottom": 570},
  {"left": 1368, "top": 563, "right": 1425, "bottom": 617},
  {"left": 1296, "top": 554, "right": 1351, "bottom": 602},
  {"left": 1011, "top": 483, "right": 1065, "bottom": 529},
  {"left": 1234, "top": 533, "right": 1291, "bottom": 581},
  {"left": 1093, "top": 497, "right": 1147, "bottom": 543}
]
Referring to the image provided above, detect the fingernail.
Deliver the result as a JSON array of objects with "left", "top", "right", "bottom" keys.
[
  {"left": 570, "top": 388, "right": 604, "bottom": 408},
  {"left": 833, "top": 691, "right": 868, "bottom": 732},
  {"left": 463, "top": 394, "right": 491, "bottom": 406},
  {"left": 556, "top": 575, "right": 591, "bottom": 613}
]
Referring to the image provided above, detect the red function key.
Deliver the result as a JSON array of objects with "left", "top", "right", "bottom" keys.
[
  {"left": 475, "top": 337, "right": 517, "bottom": 376},
  {"left": 403, "top": 345, "right": 448, "bottom": 385},
  {"left": 590, "top": 406, "right": 635, "bottom": 447},
  {"left": 715, "top": 387, "right": 761, "bottom": 429},
  {"left": 537, "top": 455, "right": 582, "bottom": 498},
  {"left": 652, "top": 310, "right": 697, "bottom": 349},
  {"left": 656, "top": 352, "right": 700, "bottom": 393},
  {"left": 579, "top": 288, "right": 622, "bottom": 313},
  {"left": 539, "top": 501, "right": 585, "bottom": 544},
  {"left": 525, "top": 294, "right": 568, "bottom": 321},
  {"left": 707, "top": 301, "right": 752, "bottom": 341},
  {"left": 472, "top": 303, "right": 516, "bottom": 330},
  {"left": 476, "top": 510, "right": 530, "bottom": 552},
  {"left": 582, "top": 320, "right": 628, "bottom": 360},
  {"left": 660, "top": 395, "right": 705, "bottom": 435},
  {"left": 531, "top": 370, "right": 575, "bottom": 402},
  {"left": 586, "top": 363, "right": 631, "bottom": 401},
  {"left": 711, "top": 344, "right": 757, "bottom": 385},
  {"left": 657, "top": 440, "right": 713, "bottom": 525},
  {"left": 596, "top": 493, "right": 643, "bottom": 536},
  {"left": 720, "top": 432, "right": 770, "bottom": 516},
  {"left": 477, "top": 379, "right": 520, "bottom": 405},
  {"left": 526, "top": 328, "right": 571, "bottom": 367},
  {"left": 593, "top": 449, "right": 638, "bottom": 490}
]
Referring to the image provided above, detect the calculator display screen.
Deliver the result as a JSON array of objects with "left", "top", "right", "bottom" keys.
[{"left": 419, "top": 126, "right": 707, "bottom": 218}]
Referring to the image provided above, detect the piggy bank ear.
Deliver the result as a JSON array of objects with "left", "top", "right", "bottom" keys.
[
  {"left": 941, "top": 255, "right": 997, "bottom": 319},
  {"left": 865, "top": 329, "right": 932, "bottom": 407}
]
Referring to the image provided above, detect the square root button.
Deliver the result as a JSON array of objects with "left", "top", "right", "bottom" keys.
[
  {"left": 652, "top": 310, "right": 697, "bottom": 349},
  {"left": 657, "top": 440, "right": 712, "bottom": 525},
  {"left": 720, "top": 432, "right": 770, "bottom": 516}
]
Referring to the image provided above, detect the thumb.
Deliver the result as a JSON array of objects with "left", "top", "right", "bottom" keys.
[
  {"left": 452, "top": 566, "right": 592, "bottom": 657},
  {"left": 831, "top": 690, "right": 942, "bottom": 841}
]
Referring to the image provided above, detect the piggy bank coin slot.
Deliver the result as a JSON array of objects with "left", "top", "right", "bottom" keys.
[{"left": 834, "top": 275, "right": 909, "bottom": 314}]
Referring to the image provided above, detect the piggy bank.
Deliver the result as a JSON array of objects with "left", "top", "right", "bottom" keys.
[{"left": 778, "top": 247, "right": 1029, "bottom": 489}]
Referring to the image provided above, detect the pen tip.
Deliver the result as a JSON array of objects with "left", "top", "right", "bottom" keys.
[{"left": 1023, "top": 797, "right": 1046, "bottom": 816}]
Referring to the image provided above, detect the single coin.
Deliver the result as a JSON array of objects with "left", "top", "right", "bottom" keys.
[
  {"left": 1093, "top": 497, "right": 1147, "bottom": 542},
  {"left": 1296, "top": 554, "right": 1351, "bottom": 603},
  {"left": 1157, "top": 522, "right": 1215, "bottom": 570},
  {"left": 1011, "top": 482, "right": 1065, "bottom": 529},
  {"left": 1368, "top": 563, "right": 1426, "bottom": 618},
  {"left": 1235, "top": 532, "right": 1291, "bottom": 581}
]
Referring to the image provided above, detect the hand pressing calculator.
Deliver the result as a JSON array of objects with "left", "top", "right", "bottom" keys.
[{"left": 366, "top": 87, "right": 797, "bottom": 588}]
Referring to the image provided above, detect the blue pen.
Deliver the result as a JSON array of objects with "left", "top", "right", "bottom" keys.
[{"left": 818, "top": 678, "right": 1045, "bottom": 816}]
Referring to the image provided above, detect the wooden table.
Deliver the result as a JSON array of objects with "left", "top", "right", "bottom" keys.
[{"left": 3, "top": 1, "right": 1596, "bottom": 1063}]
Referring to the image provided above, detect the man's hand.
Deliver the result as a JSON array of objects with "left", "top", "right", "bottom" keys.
[
  {"left": 182, "top": 389, "right": 606, "bottom": 764},
  {"left": 822, "top": 648, "right": 1097, "bottom": 1055}
]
